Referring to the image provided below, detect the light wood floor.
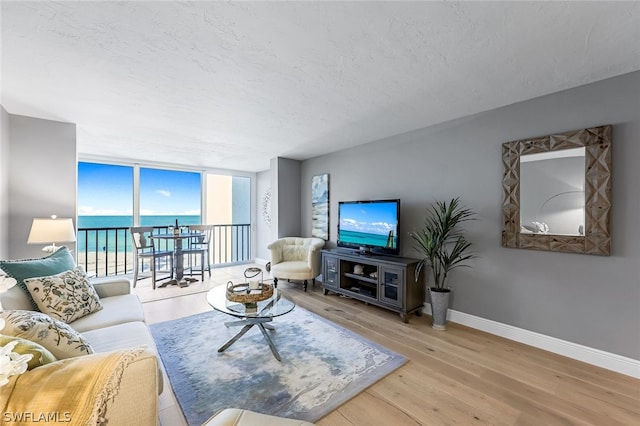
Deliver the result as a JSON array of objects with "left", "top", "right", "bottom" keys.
[{"left": 139, "top": 266, "right": 640, "bottom": 426}]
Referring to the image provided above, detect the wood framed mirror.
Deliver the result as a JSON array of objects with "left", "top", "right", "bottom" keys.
[{"left": 502, "top": 125, "right": 612, "bottom": 255}]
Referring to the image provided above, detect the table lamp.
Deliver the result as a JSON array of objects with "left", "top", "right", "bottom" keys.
[{"left": 27, "top": 215, "right": 76, "bottom": 253}]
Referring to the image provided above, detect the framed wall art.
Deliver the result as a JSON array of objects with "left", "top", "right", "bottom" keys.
[{"left": 311, "top": 173, "right": 329, "bottom": 240}]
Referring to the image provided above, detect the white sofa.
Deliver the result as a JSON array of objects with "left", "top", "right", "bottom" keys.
[{"left": 0, "top": 275, "right": 162, "bottom": 425}]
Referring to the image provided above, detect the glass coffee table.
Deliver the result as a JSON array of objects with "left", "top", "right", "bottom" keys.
[{"left": 206, "top": 284, "right": 295, "bottom": 361}]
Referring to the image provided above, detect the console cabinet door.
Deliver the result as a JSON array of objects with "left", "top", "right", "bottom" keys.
[
  {"left": 322, "top": 254, "right": 339, "bottom": 290},
  {"left": 379, "top": 265, "right": 404, "bottom": 308}
]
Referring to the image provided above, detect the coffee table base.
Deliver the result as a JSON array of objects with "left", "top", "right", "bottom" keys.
[{"left": 219, "top": 318, "right": 281, "bottom": 361}]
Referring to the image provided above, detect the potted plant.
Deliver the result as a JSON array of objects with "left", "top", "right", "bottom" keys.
[{"left": 410, "top": 197, "right": 476, "bottom": 330}]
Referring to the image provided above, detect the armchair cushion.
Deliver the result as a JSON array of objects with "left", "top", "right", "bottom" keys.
[
  {"left": 282, "top": 246, "right": 309, "bottom": 262},
  {"left": 270, "top": 261, "right": 312, "bottom": 281},
  {"left": 268, "top": 237, "right": 324, "bottom": 282}
]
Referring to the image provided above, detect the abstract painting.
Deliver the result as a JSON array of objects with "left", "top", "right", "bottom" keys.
[{"left": 311, "top": 173, "right": 329, "bottom": 240}]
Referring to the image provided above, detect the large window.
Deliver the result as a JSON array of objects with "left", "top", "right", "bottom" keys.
[
  {"left": 139, "top": 167, "right": 201, "bottom": 227},
  {"left": 77, "top": 162, "right": 253, "bottom": 275},
  {"left": 77, "top": 162, "right": 133, "bottom": 223},
  {"left": 77, "top": 162, "right": 133, "bottom": 275}
]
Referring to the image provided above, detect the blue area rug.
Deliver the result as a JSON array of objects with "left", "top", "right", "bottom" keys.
[{"left": 150, "top": 306, "right": 406, "bottom": 424}]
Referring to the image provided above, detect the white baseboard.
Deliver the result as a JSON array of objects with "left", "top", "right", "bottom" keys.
[{"left": 421, "top": 304, "right": 640, "bottom": 379}]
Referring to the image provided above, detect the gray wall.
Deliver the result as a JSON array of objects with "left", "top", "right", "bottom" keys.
[
  {"left": 6, "top": 114, "right": 77, "bottom": 259},
  {"left": 0, "top": 106, "right": 9, "bottom": 259},
  {"left": 301, "top": 71, "right": 640, "bottom": 360},
  {"left": 271, "top": 157, "right": 301, "bottom": 240}
]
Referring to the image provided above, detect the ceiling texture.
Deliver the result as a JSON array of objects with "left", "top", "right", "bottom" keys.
[{"left": 1, "top": 1, "right": 639, "bottom": 172}]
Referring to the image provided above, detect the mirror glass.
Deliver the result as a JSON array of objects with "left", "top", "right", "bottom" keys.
[{"left": 520, "top": 147, "right": 585, "bottom": 236}]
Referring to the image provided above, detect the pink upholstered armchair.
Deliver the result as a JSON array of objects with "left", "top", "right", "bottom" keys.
[{"left": 267, "top": 237, "right": 325, "bottom": 292}]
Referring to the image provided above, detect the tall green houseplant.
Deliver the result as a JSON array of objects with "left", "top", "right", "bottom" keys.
[{"left": 411, "top": 197, "right": 476, "bottom": 329}]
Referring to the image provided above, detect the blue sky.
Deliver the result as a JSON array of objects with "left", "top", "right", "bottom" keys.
[
  {"left": 339, "top": 201, "right": 398, "bottom": 236},
  {"left": 78, "top": 162, "right": 201, "bottom": 216}
]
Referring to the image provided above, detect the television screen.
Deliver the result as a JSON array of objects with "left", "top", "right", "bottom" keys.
[{"left": 337, "top": 199, "right": 400, "bottom": 255}]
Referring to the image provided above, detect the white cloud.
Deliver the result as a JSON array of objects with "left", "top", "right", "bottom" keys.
[
  {"left": 156, "top": 189, "right": 171, "bottom": 197},
  {"left": 78, "top": 205, "right": 131, "bottom": 216}
]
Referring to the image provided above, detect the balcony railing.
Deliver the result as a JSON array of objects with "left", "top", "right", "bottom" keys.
[{"left": 77, "top": 224, "right": 251, "bottom": 277}]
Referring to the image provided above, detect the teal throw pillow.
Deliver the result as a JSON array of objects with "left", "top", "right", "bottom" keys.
[{"left": 0, "top": 247, "right": 76, "bottom": 310}]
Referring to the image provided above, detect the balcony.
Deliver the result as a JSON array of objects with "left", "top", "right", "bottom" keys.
[{"left": 77, "top": 224, "right": 251, "bottom": 277}]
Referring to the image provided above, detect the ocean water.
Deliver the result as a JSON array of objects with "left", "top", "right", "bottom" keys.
[
  {"left": 77, "top": 215, "right": 200, "bottom": 253},
  {"left": 338, "top": 230, "right": 397, "bottom": 249}
]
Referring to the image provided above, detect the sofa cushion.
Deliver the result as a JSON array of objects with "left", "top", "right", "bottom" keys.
[
  {"left": 0, "top": 335, "right": 57, "bottom": 370},
  {"left": 24, "top": 266, "right": 103, "bottom": 324},
  {"left": 0, "top": 285, "right": 35, "bottom": 311},
  {"left": 82, "top": 321, "right": 156, "bottom": 354},
  {"left": 0, "top": 247, "right": 76, "bottom": 310},
  {"left": 82, "top": 321, "right": 164, "bottom": 394},
  {"left": 68, "top": 294, "right": 144, "bottom": 333},
  {"left": 0, "top": 310, "right": 93, "bottom": 359},
  {"left": 90, "top": 276, "right": 132, "bottom": 298}
]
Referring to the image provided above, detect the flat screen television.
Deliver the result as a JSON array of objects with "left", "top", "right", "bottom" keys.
[{"left": 337, "top": 199, "right": 400, "bottom": 256}]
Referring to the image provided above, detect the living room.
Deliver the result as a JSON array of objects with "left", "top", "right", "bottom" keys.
[{"left": 1, "top": 2, "right": 639, "bottom": 425}]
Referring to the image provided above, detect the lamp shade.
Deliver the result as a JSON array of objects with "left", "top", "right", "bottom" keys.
[{"left": 27, "top": 217, "right": 76, "bottom": 244}]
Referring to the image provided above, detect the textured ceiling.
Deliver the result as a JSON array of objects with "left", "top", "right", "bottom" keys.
[{"left": 1, "top": 1, "right": 639, "bottom": 172}]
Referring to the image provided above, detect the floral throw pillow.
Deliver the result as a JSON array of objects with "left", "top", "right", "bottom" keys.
[
  {"left": 0, "top": 310, "right": 93, "bottom": 359},
  {"left": 24, "top": 266, "right": 103, "bottom": 324}
]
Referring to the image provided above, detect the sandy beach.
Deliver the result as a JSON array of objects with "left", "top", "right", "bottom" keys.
[
  {"left": 78, "top": 251, "right": 239, "bottom": 279},
  {"left": 77, "top": 251, "right": 197, "bottom": 277},
  {"left": 77, "top": 251, "right": 134, "bottom": 276}
]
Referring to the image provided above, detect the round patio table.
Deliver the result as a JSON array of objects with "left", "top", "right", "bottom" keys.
[{"left": 152, "top": 232, "right": 202, "bottom": 287}]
